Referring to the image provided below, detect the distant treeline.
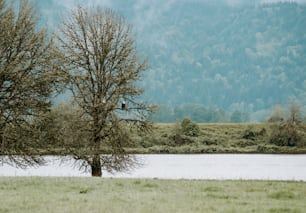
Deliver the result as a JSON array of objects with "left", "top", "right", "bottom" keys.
[{"left": 150, "top": 104, "right": 250, "bottom": 123}]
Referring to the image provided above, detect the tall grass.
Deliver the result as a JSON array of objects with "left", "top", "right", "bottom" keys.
[{"left": 0, "top": 177, "right": 305, "bottom": 213}]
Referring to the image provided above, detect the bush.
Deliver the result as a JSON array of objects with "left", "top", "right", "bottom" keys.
[
  {"left": 181, "top": 118, "right": 200, "bottom": 137},
  {"left": 269, "top": 103, "right": 304, "bottom": 147},
  {"left": 269, "top": 123, "right": 301, "bottom": 146},
  {"left": 170, "top": 118, "right": 199, "bottom": 145},
  {"left": 242, "top": 128, "right": 266, "bottom": 140},
  {"left": 171, "top": 134, "right": 195, "bottom": 145}
]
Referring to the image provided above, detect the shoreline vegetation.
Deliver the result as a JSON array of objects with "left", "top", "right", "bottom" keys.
[
  {"left": 0, "top": 177, "right": 305, "bottom": 213},
  {"left": 127, "top": 122, "right": 306, "bottom": 154},
  {"left": 42, "top": 122, "right": 306, "bottom": 155}
]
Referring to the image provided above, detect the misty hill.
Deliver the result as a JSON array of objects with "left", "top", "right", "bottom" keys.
[
  {"left": 38, "top": 1, "right": 306, "bottom": 121},
  {"left": 133, "top": 2, "right": 306, "bottom": 110}
]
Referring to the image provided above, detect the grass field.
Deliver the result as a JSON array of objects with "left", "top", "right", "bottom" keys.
[{"left": 0, "top": 177, "right": 305, "bottom": 213}]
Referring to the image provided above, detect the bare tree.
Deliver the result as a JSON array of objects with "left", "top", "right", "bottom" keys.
[
  {"left": 55, "top": 7, "right": 154, "bottom": 176},
  {"left": 287, "top": 102, "right": 303, "bottom": 125},
  {"left": 0, "top": 0, "right": 60, "bottom": 167},
  {"left": 267, "top": 105, "right": 285, "bottom": 123}
]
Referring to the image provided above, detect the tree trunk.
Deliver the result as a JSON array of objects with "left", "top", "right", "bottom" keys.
[{"left": 91, "top": 154, "right": 102, "bottom": 177}]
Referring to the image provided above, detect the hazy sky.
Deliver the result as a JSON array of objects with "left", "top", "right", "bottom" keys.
[
  {"left": 259, "top": 0, "right": 306, "bottom": 2},
  {"left": 53, "top": 0, "right": 306, "bottom": 9},
  {"left": 40, "top": 0, "right": 306, "bottom": 33}
]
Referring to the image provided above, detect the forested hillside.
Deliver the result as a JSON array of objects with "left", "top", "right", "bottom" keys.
[
  {"left": 133, "top": 1, "right": 306, "bottom": 117},
  {"left": 38, "top": 0, "right": 306, "bottom": 122}
]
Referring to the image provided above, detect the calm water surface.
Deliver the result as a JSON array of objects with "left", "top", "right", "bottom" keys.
[{"left": 1, "top": 154, "right": 306, "bottom": 180}]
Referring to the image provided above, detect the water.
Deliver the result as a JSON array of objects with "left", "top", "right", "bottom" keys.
[{"left": 1, "top": 154, "right": 306, "bottom": 180}]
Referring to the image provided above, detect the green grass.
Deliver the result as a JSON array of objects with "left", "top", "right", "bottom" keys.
[
  {"left": 0, "top": 177, "right": 305, "bottom": 213},
  {"left": 127, "top": 123, "right": 306, "bottom": 154}
]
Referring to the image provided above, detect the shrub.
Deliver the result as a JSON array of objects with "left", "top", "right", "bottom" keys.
[
  {"left": 172, "top": 134, "right": 195, "bottom": 145},
  {"left": 269, "top": 103, "right": 304, "bottom": 147},
  {"left": 269, "top": 123, "right": 301, "bottom": 146},
  {"left": 242, "top": 128, "right": 266, "bottom": 140},
  {"left": 181, "top": 118, "right": 200, "bottom": 137},
  {"left": 170, "top": 118, "right": 199, "bottom": 145}
]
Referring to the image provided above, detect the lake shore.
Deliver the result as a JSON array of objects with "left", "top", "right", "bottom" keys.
[
  {"left": 125, "top": 123, "right": 306, "bottom": 154},
  {"left": 38, "top": 123, "right": 306, "bottom": 155},
  {"left": 0, "top": 177, "right": 305, "bottom": 213}
]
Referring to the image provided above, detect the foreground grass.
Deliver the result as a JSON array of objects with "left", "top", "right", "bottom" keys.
[{"left": 0, "top": 177, "right": 305, "bottom": 213}]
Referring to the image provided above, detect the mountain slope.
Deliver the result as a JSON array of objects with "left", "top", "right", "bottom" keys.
[
  {"left": 133, "top": 2, "right": 306, "bottom": 113},
  {"left": 37, "top": 1, "right": 306, "bottom": 118}
]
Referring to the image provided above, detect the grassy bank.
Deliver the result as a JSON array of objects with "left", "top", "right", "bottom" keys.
[
  {"left": 0, "top": 177, "right": 305, "bottom": 213},
  {"left": 126, "top": 123, "right": 306, "bottom": 154}
]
